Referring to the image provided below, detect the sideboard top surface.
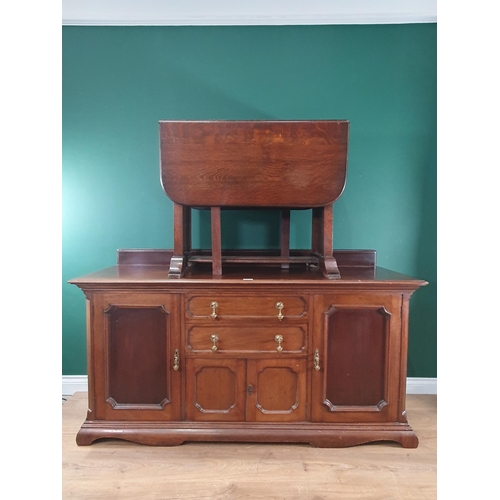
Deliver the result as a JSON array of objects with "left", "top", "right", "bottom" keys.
[{"left": 68, "top": 250, "right": 426, "bottom": 292}]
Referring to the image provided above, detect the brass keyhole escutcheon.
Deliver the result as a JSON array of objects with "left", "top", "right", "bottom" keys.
[
  {"left": 210, "top": 301, "right": 218, "bottom": 320},
  {"left": 248, "top": 384, "right": 253, "bottom": 395},
  {"left": 275, "top": 301, "right": 284, "bottom": 321},
  {"left": 275, "top": 334, "right": 283, "bottom": 352},
  {"left": 210, "top": 334, "right": 219, "bottom": 352},
  {"left": 173, "top": 349, "right": 180, "bottom": 371}
]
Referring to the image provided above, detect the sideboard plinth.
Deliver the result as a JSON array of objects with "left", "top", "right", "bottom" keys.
[{"left": 76, "top": 420, "right": 418, "bottom": 448}]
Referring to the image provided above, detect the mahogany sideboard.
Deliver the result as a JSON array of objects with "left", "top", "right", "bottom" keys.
[{"left": 69, "top": 249, "right": 426, "bottom": 448}]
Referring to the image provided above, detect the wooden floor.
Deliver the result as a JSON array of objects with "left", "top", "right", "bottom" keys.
[{"left": 63, "top": 392, "right": 436, "bottom": 499}]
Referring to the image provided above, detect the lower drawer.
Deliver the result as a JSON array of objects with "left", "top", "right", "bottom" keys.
[{"left": 186, "top": 325, "right": 306, "bottom": 354}]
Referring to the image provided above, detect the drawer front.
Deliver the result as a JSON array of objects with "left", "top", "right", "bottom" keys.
[
  {"left": 187, "top": 326, "right": 306, "bottom": 354},
  {"left": 186, "top": 295, "right": 308, "bottom": 320}
]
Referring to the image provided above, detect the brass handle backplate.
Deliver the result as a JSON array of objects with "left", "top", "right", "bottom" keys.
[
  {"left": 314, "top": 349, "right": 320, "bottom": 371},
  {"left": 275, "top": 334, "right": 283, "bottom": 352},
  {"left": 210, "top": 301, "right": 218, "bottom": 320},
  {"left": 210, "top": 334, "right": 219, "bottom": 352},
  {"left": 173, "top": 349, "right": 180, "bottom": 371},
  {"left": 275, "top": 301, "right": 284, "bottom": 321}
]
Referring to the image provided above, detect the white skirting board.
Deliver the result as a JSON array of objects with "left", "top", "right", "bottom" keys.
[
  {"left": 63, "top": 376, "right": 89, "bottom": 396},
  {"left": 62, "top": 376, "right": 437, "bottom": 397}
]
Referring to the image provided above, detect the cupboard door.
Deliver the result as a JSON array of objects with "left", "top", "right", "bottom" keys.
[
  {"left": 186, "top": 358, "right": 246, "bottom": 421},
  {"left": 246, "top": 359, "right": 307, "bottom": 422},
  {"left": 311, "top": 294, "right": 402, "bottom": 423},
  {"left": 93, "top": 293, "right": 181, "bottom": 421}
]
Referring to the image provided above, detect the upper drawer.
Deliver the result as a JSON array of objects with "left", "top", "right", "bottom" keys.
[{"left": 185, "top": 295, "right": 308, "bottom": 320}]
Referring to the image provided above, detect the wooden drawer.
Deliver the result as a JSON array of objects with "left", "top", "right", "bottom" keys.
[
  {"left": 186, "top": 295, "right": 308, "bottom": 320},
  {"left": 187, "top": 326, "right": 306, "bottom": 354}
]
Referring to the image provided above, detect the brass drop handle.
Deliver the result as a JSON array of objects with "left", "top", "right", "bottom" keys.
[
  {"left": 275, "top": 301, "right": 284, "bottom": 321},
  {"left": 210, "top": 334, "right": 219, "bottom": 352},
  {"left": 314, "top": 349, "right": 321, "bottom": 371},
  {"left": 275, "top": 334, "right": 283, "bottom": 352},
  {"left": 210, "top": 301, "right": 218, "bottom": 320},
  {"left": 173, "top": 349, "right": 180, "bottom": 371}
]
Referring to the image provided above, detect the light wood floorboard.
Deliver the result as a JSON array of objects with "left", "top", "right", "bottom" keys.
[{"left": 63, "top": 392, "right": 436, "bottom": 499}]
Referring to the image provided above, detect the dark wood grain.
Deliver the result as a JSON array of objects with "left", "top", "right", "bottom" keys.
[
  {"left": 211, "top": 207, "right": 222, "bottom": 276},
  {"left": 117, "top": 249, "right": 174, "bottom": 266},
  {"left": 186, "top": 358, "right": 246, "bottom": 421},
  {"left": 246, "top": 359, "right": 307, "bottom": 422},
  {"left": 89, "top": 293, "right": 182, "bottom": 422},
  {"left": 71, "top": 252, "right": 425, "bottom": 448},
  {"left": 186, "top": 325, "right": 306, "bottom": 354},
  {"left": 324, "top": 305, "right": 388, "bottom": 406},
  {"left": 160, "top": 120, "right": 348, "bottom": 277},
  {"left": 186, "top": 293, "right": 307, "bottom": 319},
  {"left": 114, "top": 249, "right": 377, "bottom": 269},
  {"left": 160, "top": 120, "right": 349, "bottom": 208},
  {"left": 69, "top": 115, "right": 426, "bottom": 448},
  {"left": 281, "top": 209, "right": 290, "bottom": 270},
  {"left": 175, "top": 204, "right": 191, "bottom": 254},
  {"left": 106, "top": 306, "right": 168, "bottom": 406},
  {"left": 69, "top": 262, "right": 425, "bottom": 291}
]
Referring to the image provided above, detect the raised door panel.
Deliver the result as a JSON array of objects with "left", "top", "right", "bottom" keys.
[
  {"left": 311, "top": 294, "right": 402, "bottom": 423},
  {"left": 186, "top": 358, "right": 246, "bottom": 421},
  {"left": 92, "top": 293, "right": 181, "bottom": 421},
  {"left": 246, "top": 359, "right": 307, "bottom": 422}
]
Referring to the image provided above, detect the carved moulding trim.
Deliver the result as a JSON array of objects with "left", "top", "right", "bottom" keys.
[
  {"left": 322, "top": 398, "right": 389, "bottom": 413},
  {"left": 106, "top": 397, "right": 170, "bottom": 411}
]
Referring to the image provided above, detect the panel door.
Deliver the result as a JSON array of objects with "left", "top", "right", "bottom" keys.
[
  {"left": 185, "top": 357, "right": 307, "bottom": 422},
  {"left": 246, "top": 358, "right": 307, "bottom": 422},
  {"left": 311, "top": 293, "right": 402, "bottom": 423},
  {"left": 186, "top": 358, "right": 247, "bottom": 421},
  {"left": 92, "top": 293, "right": 182, "bottom": 421}
]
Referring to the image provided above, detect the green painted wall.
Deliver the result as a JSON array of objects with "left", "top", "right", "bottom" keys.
[{"left": 62, "top": 24, "right": 437, "bottom": 377}]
